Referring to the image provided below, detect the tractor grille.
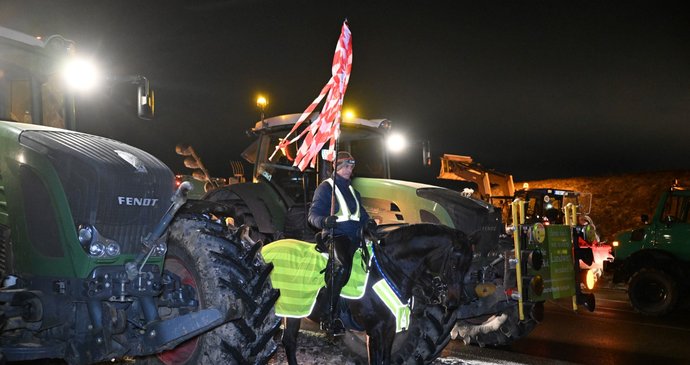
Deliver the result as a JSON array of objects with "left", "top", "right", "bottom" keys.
[{"left": 20, "top": 130, "right": 174, "bottom": 254}]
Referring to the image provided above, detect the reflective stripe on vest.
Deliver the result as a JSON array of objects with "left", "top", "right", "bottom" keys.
[
  {"left": 325, "top": 178, "right": 360, "bottom": 222},
  {"left": 372, "top": 279, "right": 411, "bottom": 333}
]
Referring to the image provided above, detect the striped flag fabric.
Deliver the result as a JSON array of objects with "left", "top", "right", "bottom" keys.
[{"left": 269, "top": 21, "right": 353, "bottom": 171}]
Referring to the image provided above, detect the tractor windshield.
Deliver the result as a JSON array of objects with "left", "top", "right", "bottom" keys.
[
  {"left": 248, "top": 122, "right": 390, "bottom": 205},
  {"left": 255, "top": 124, "right": 389, "bottom": 179},
  {"left": 0, "top": 38, "right": 71, "bottom": 129}
]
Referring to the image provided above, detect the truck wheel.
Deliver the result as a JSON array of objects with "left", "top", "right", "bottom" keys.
[
  {"left": 342, "top": 305, "right": 457, "bottom": 364},
  {"left": 147, "top": 214, "right": 280, "bottom": 365},
  {"left": 628, "top": 268, "right": 678, "bottom": 316}
]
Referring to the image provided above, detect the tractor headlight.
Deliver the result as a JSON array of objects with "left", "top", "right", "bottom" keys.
[
  {"left": 89, "top": 241, "right": 106, "bottom": 257},
  {"left": 78, "top": 225, "right": 93, "bottom": 245},
  {"left": 78, "top": 224, "right": 121, "bottom": 258},
  {"left": 105, "top": 242, "right": 121, "bottom": 257}
]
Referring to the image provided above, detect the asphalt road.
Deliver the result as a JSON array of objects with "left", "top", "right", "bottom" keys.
[
  {"left": 441, "top": 280, "right": 690, "bottom": 365},
  {"left": 9, "top": 278, "right": 690, "bottom": 365}
]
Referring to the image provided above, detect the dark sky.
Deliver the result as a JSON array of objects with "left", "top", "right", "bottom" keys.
[{"left": 2, "top": 0, "right": 689, "bottom": 186}]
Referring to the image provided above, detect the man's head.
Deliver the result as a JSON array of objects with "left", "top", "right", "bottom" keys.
[{"left": 335, "top": 151, "right": 356, "bottom": 180}]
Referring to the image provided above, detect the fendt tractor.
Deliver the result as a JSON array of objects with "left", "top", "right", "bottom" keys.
[
  {"left": 186, "top": 112, "right": 596, "bottom": 361},
  {"left": 0, "top": 26, "right": 279, "bottom": 364}
]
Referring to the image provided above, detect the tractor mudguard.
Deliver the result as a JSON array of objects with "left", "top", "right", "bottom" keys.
[
  {"left": 221, "top": 183, "right": 286, "bottom": 234},
  {"left": 179, "top": 199, "right": 238, "bottom": 216}
]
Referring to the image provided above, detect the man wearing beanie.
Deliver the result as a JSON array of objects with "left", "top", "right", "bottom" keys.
[{"left": 308, "top": 150, "right": 376, "bottom": 336}]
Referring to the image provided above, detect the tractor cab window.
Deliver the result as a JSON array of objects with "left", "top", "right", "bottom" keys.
[
  {"left": 258, "top": 133, "right": 315, "bottom": 204},
  {"left": 40, "top": 74, "right": 66, "bottom": 128},
  {"left": 525, "top": 196, "right": 539, "bottom": 220},
  {"left": 661, "top": 195, "right": 690, "bottom": 224},
  {"left": 349, "top": 138, "right": 387, "bottom": 178},
  {"left": 266, "top": 135, "right": 299, "bottom": 168},
  {"left": 0, "top": 43, "right": 68, "bottom": 129},
  {"left": 0, "top": 65, "right": 33, "bottom": 123}
]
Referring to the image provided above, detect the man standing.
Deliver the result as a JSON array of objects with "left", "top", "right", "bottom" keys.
[{"left": 308, "top": 151, "right": 375, "bottom": 335}]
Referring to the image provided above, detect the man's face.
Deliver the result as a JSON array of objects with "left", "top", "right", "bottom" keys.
[{"left": 337, "top": 163, "right": 355, "bottom": 180}]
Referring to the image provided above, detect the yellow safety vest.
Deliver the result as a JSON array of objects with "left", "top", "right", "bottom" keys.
[{"left": 325, "top": 178, "right": 360, "bottom": 222}]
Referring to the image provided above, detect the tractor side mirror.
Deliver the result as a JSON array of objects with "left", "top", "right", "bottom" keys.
[{"left": 137, "top": 78, "right": 154, "bottom": 120}]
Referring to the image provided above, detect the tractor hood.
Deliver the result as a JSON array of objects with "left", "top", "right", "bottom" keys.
[
  {"left": 353, "top": 177, "right": 502, "bottom": 254},
  {"left": 19, "top": 127, "right": 174, "bottom": 254}
]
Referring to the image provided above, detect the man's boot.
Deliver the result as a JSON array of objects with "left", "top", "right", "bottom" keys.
[{"left": 321, "top": 259, "right": 346, "bottom": 336}]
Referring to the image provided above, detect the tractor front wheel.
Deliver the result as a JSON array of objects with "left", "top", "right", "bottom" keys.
[{"left": 146, "top": 214, "right": 280, "bottom": 365}]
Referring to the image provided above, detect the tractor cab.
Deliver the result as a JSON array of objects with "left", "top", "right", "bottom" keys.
[
  {"left": 0, "top": 25, "right": 154, "bottom": 131},
  {"left": 241, "top": 112, "right": 392, "bottom": 207},
  {"left": 0, "top": 27, "right": 76, "bottom": 129},
  {"left": 514, "top": 188, "right": 591, "bottom": 225}
]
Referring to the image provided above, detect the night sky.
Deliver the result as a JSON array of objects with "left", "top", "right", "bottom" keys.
[{"left": 2, "top": 0, "right": 689, "bottom": 187}]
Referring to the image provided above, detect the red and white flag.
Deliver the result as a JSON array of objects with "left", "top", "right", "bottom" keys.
[{"left": 269, "top": 21, "right": 353, "bottom": 171}]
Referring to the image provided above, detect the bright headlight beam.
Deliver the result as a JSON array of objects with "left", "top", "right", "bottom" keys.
[
  {"left": 386, "top": 132, "right": 408, "bottom": 153},
  {"left": 62, "top": 57, "right": 101, "bottom": 91}
]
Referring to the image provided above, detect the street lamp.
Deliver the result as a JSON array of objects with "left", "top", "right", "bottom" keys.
[{"left": 257, "top": 95, "right": 268, "bottom": 126}]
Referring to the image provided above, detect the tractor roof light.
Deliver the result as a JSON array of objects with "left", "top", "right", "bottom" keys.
[
  {"left": 386, "top": 132, "right": 408, "bottom": 154},
  {"left": 61, "top": 56, "right": 102, "bottom": 92},
  {"left": 378, "top": 119, "right": 392, "bottom": 130}
]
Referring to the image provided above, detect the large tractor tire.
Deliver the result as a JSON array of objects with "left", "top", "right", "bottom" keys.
[
  {"left": 628, "top": 268, "right": 679, "bottom": 316},
  {"left": 342, "top": 305, "right": 457, "bottom": 364},
  {"left": 451, "top": 303, "right": 541, "bottom": 347},
  {"left": 146, "top": 214, "right": 280, "bottom": 365}
]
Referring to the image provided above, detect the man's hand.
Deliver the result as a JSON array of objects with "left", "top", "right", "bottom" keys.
[{"left": 323, "top": 215, "right": 338, "bottom": 229}]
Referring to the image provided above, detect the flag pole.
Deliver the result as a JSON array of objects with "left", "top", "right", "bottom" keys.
[{"left": 327, "top": 118, "right": 340, "bottom": 325}]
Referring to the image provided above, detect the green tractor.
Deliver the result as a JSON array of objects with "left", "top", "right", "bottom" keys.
[
  {"left": 0, "top": 26, "right": 279, "bottom": 364},
  {"left": 195, "top": 112, "right": 595, "bottom": 361},
  {"left": 610, "top": 184, "right": 690, "bottom": 316}
]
